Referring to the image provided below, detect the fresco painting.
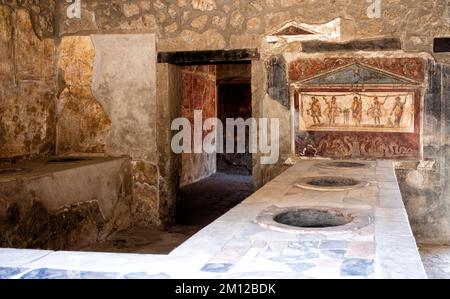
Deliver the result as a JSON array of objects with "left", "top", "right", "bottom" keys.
[
  {"left": 290, "top": 57, "right": 425, "bottom": 160},
  {"left": 299, "top": 91, "right": 415, "bottom": 133}
]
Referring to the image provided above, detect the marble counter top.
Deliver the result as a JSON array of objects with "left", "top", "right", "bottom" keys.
[{"left": 0, "top": 160, "right": 426, "bottom": 279}]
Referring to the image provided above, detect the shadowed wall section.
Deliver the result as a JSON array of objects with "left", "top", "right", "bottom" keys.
[{"left": 180, "top": 65, "right": 217, "bottom": 187}]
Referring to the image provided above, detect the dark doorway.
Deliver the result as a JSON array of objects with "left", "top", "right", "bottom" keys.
[
  {"left": 176, "top": 62, "right": 254, "bottom": 229},
  {"left": 176, "top": 173, "right": 253, "bottom": 227},
  {"left": 216, "top": 64, "right": 253, "bottom": 175}
]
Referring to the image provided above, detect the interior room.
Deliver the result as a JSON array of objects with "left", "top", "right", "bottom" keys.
[
  {"left": 1, "top": 0, "right": 450, "bottom": 280},
  {"left": 177, "top": 63, "right": 254, "bottom": 229}
]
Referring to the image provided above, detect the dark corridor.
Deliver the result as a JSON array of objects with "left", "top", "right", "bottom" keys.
[{"left": 217, "top": 83, "right": 252, "bottom": 175}]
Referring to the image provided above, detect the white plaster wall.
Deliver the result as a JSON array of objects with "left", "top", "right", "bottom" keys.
[{"left": 91, "top": 34, "right": 157, "bottom": 161}]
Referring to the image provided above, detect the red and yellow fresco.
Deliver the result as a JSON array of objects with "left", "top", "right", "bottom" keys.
[
  {"left": 299, "top": 90, "right": 416, "bottom": 133},
  {"left": 290, "top": 57, "right": 425, "bottom": 160}
]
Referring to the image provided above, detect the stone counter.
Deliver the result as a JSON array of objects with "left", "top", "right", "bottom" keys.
[
  {"left": 0, "top": 157, "right": 134, "bottom": 250},
  {"left": 0, "top": 160, "right": 426, "bottom": 279},
  {"left": 168, "top": 159, "right": 426, "bottom": 278}
]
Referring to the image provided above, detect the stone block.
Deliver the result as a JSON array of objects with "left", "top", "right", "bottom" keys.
[
  {"left": 15, "top": 9, "right": 55, "bottom": 80},
  {"left": 0, "top": 157, "right": 134, "bottom": 250},
  {"left": 56, "top": 86, "right": 111, "bottom": 154},
  {"left": 301, "top": 38, "right": 402, "bottom": 53},
  {"left": 58, "top": 36, "right": 95, "bottom": 87},
  {"left": 266, "top": 54, "right": 289, "bottom": 109}
]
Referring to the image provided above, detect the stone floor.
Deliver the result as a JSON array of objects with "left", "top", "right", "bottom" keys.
[
  {"left": 78, "top": 225, "right": 200, "bottom": 254},
  {"left": 77, "top": 173, "right": 253, "bottom": 254},
  {"left": 177, "top": 172, "right": 254, "bottom": 226},
  {"left": 419, "top": 244, "right": 450, "bottom": 279}
]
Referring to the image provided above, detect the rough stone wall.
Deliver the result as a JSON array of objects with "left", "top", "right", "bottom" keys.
[
  {"left": 0, "top": 0, "right": 55, "bottom": 38},
  {"left": 180, "top": 65, "right": 217, "bottom": 187},
  {"left": 396, "top": 63, "right": 450, "bottom": 245},
  {"left": 56, "top": 0, "right": 450, "bottom": 55},
  {"left": 0, "top": 5, "right": 56, "bottom": 159}
]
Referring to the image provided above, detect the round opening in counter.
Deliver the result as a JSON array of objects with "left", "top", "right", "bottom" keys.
[{"left": 274, "top": 208, "right": 353, "bottom": 228}]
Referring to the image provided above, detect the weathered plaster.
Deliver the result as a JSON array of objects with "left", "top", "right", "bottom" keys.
[
  {"left": 0, "top": 6, "right": 56, "bottom": 159},
  {"left": 91, "top": 34, "right": 157, "bottom": 160},
  {"left": 0, "top": 0, "right": 55, "bottom": 39},
  {"left": 56, "top": 36, "right": 111, "bottom": 154}
]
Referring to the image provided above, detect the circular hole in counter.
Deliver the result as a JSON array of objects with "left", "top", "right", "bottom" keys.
[
  {"left": 273, "top": 208, "right": 353, "bottom": 228},
  {"left": 295, "top": 176, "right": 369, "bottom": 191},
  {"left": 307, "top": 177, "right": 360, "bottom": 187}
]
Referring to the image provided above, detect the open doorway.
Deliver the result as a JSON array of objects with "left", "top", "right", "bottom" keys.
[
  {"left": 216, "top": 63, "right": 252, "bottom": 176},
  {"left": 176, "top": 63, "right": 254, "bottom": 228},
  {"left": 77, "top": 50, "right": 258, "bottom": 254}
]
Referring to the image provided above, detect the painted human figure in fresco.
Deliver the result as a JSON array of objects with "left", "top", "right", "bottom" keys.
[
  {"left": 323, "top": 96, "right": 341, "bottom": 126},
  {"left": 390, "top": 96, "right": 407, "bottom": 128},
  {"left": 307, "top": 97, "right": 322, "bottom": 125},
  {"left": 343, "top": 108, "right": 350, "bottom": 125},
  {"left": 351, "top": 96, "right": 363, "bottom": 126},
  {"left": 367, "top": 97, "right": 387, "bottom": 126}
]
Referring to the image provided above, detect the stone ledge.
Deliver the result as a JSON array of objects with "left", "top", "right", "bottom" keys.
[
  {"left": 157, "top": 49, "right": 259, "bottom": 64},
  {"left": 301, "top": 38, "right": 402, "bottom": 53}
]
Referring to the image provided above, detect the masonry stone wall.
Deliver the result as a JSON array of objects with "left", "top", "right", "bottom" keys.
[
  {"left": 396, "top": 64, "right": 450, "bottom": 245},
  {"left": 1, "top": 0, "right": 55, "bottom": 38}
]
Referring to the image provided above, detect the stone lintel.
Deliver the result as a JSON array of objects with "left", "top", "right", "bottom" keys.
[
  {"left": 301, "top": 38, "right": 402, "bottom": 53},
  {"left": 157, "top": 49, "right": 259, "bottom": 65}
]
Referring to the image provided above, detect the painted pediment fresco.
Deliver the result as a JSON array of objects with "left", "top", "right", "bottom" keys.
[
  {"left": 298, "top": 63, "right": 420, "bottom": 86},
  {"left": 273, "top": 25, "right": 315, "bottom": 36},
  {"left": 288, "top": 57, "right": 426, "bottom": 83},
  {"left": 266, "top": 18, "right": 341, "bottom": 43},
  {"left": 292, "top": 57, "right": 424, "bottom": 160}
]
